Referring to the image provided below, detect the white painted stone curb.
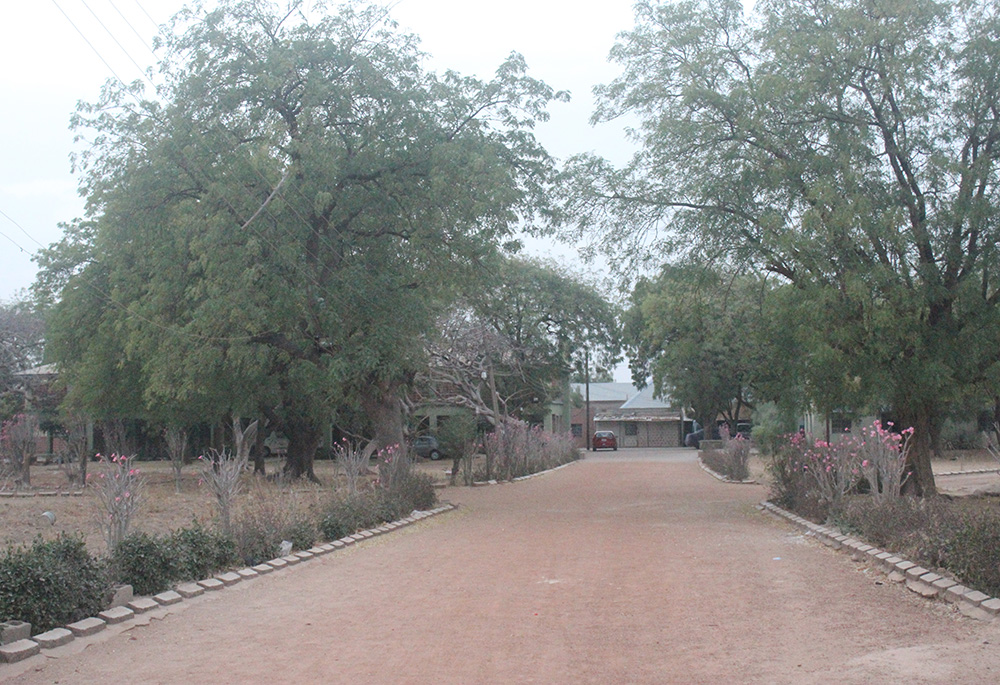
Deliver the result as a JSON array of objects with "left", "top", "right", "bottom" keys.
[
  {"left": 1, "top": 503, "right": 457, "bottom": 668},
  {"left": 760, "top": 500, "right": 1000, "bottom": 621}
]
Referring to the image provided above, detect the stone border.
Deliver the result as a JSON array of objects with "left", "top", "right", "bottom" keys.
[
  {"left": 698, "top": 457, "right": 756, "bottom": 484},
  {"left": 0, "top": 491, "right": 84, "bottom": 498},
  {"left": 759, "top": 500, "right": 1000, "bottom": 621},
  {"left": 0, "top": 504, "right": 455, "bottom": 666},
  {"left": 936, "top": 468, "right": 1000, "bottom": 477}
]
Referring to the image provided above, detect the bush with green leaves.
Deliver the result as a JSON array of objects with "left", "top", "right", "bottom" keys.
[
  {"left": 167, "top": 523, "right": 238, "bottom": 581},
  {"left": 0, "top": 534, "right": 108, "bottom": 633},
  {"left": 111, "top": 524, "right": 240, "bottom": 596},
  {"left": 110, "top": 531, "right": 176, "bottom": 597}
]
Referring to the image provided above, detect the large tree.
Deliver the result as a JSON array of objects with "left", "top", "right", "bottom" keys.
[
  {"left": 560, "top": 0, "right": 1000, "bottom": 494},
  {"left": 626, "top": 264, "right": 775, "bottom": 436},
  {"left": 38, "top": 0, "right": 564, "bottom": 480},
  {"left": 416, "top": 257, "right": 621, "bottom": 427},
  {"left": 0, "top": 298, "right": 46, "bottom": 421}
]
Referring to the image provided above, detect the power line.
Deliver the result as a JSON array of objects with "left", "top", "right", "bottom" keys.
[{"left": 107, "top": 0, "right": 155, "bottom": 54}]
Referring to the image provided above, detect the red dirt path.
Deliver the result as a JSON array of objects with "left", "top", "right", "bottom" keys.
[{"left": 6, "top": 448, "right": 1000, "bottom": 684}]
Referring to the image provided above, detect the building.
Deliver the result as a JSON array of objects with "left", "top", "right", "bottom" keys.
[{"left": 571, "top": 382, "right": 689, "bottom": 449}]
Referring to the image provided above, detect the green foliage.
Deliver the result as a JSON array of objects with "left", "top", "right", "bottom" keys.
[
  {"left": 111, "top": 525, "right": 239, "bottom": 596},
  {"left": 110, "top": 532, "right": 176, "bottom": 597},
  {"left": 0, "top": 534, "right": 108, "bottom": 633},
  {"left": 40, "top": 0, "right": 565, "bottom": 476},
  {"left": 421, "top": 257, "right": 621, "bottom": 428},
  {"left": 751, "top": 403, "right": 799, "bottom": 458},
  {"left": 626, "top": 264, "right": 777, "bottom": 429},
  {"left": 282, "top": 519, "right": 318, "bottom": 553},
  {"left": 167, "top": 523, "right": 238, "bottom": 582},
  {"left": 436, "top": 413, "right": 477, "bottom": 462},
  {"left": 562, "top": 0, "right": 1000, "bottom": 494}
]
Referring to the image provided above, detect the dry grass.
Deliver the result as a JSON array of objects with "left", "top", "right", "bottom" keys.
[{"left": 0, "top": 457, "right": 453, "bottom": 556}]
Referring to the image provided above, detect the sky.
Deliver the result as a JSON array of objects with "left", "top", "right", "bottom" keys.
[{"left": 0, "top": 0, "right": 640, "bottom": 304}]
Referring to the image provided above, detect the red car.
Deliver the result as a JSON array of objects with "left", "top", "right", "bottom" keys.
[{"left": 592, "top": 430, "right": 617, "bottom": 451}]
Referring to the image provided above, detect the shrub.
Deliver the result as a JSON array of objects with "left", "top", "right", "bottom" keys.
[
  {"left": 942, "top": 511, "right": 1000, "bottom": 596},
  {"left": 319, "top": 494, "right": 382, "bottom": 540},
  {"left": 335, "top": 439, "right": 372, "bottom": 495},
  {"left": 110, "top": 532, "right": 176, "bottom": 596},
  {"left": 199, "top": 448, "right": 247, "bottom": 536},
  {"left": 387, "top": 471, "right": 437, "bottom": 512},
  {"left": 834, "top": 496, "right": 1000, "bottom": 597},
  {"left": 0, "top": 534, "right": 108, "bottom": 633},
  {"left": 231, "top": 486, "right": 292, "bottom": 565},
  {"left": 767, "top": 442, "right": 830, "bottom": 522},
  {"left": 283, "top": 518, "right": 318, "bottom": 552},
  {"left": 481, "top": 419, "right": 579, "bottom": 482},
  {"left": 703, "top": 427, "right": 751, "bottom": 481},
  {"left": 167, "top": 523, "right": 238, "bottom": 581},
  {"left": 318, "top": 476, "right": 437, "bottom": 542}
]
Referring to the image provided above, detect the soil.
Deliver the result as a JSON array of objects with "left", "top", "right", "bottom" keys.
[{"left": 6, "top": 448, "right": 1000, "bottom": 683}]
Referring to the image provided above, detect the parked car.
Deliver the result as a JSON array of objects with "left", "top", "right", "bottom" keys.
[
  {"left": 592, "top": 430, "right": 617, "bottom": 451},
  {"left": 413, "top": 435, "right": 443, "bottom": 460}
]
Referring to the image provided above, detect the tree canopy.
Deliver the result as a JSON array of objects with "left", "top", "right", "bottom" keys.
[
  {"left": 560, "top": 0, "right": 1000, "bottom": 494},
  {"left": 37, "top": 0, "right": 565, "bottom": 479},
  {"left": 416, "top": 257, "right": 621, "bottom": 427}
]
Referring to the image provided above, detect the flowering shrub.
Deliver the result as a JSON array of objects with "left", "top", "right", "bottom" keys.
[
  {"left": 335, "top": 439, "right": 371, "bottom": 495},
  {"left": 856, "top": 420, "right": 912, "bottom": 503},
  {"left": 794, "top": 436, "right": 861, "bottom": 508},
  {"left": 377, "top": 444, "right": 409, "bottom": 492},
  {"left": 703, "top": 425, "right": 751, "bottom": 481},
  {"left": 482, "top": 419, "right": 578, "bottom": 482},
  {"left": 771, "top": 421, "right": 914, "bottom": 520},
  {"left": 94, "top": 454, "right": 145, "bottom": 552}
]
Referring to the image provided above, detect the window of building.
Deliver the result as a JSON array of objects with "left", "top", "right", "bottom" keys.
[{"left": 571, "top": 423, "right": 583, "bottom": 437}]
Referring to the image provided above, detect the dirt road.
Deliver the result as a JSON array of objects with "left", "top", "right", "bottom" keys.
[{"left": 6, "top": 449, "right": 1000, "bottom": 684}]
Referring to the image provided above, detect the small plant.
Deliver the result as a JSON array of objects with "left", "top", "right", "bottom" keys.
[
  {"left": 1, "top": 413, "right": 38, "bottom": 489},
  {"left": 335, "top": 439, "right": 372, "bottom": 495},
  {"left": 199, "top": 448, "right": 247, "bottom": 536},
  {"left": 716, "top": 425, "right": 751, "bottom": 481},
  {"left": 94, "top": 454, "right": 145, "bottom": 552},
  {"left": 164, "top": 425, "right": 188, "bottom": 494},
  {"left": 377, "top": 444, "right": 410, "bottom": 492},
  {"left": 481, "top": 419, "right": 579, "bottom": 482},
  {"left": 167, "top": 523, "right": 238, "bottom": 581}
]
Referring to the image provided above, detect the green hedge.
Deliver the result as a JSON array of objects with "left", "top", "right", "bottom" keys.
[{"left": 0, "top": 535, "right": 109, "bottom": 634}]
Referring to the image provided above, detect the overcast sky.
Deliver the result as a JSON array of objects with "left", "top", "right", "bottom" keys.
[{"left": 0, "top": 0, "right": 639, "bottom": 303}]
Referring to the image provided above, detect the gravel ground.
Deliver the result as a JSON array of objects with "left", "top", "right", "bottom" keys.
[{"left": 6, "top": 447, "right": 1000, "bottom": 684}]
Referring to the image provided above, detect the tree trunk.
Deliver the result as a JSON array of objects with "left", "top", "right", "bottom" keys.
[
  {"left": 897, "top": 403, "right": 937, "bottom": 496},
  {"left": 252, "top": 426, "right": 266, "bottom": 476},
  {"left": 282, "top": 418, "right": 321, "bottom": 483},
  {"left": 362, "top": 383, "right": 406, "bottom": 452}
]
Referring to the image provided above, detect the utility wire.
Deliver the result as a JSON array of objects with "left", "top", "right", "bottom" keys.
[
  {"left": 108, "top": 0, "right": 155, "bottom": 53},
  {"left": 77, "top": 0, "right": 157, "bottom": 85}
]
